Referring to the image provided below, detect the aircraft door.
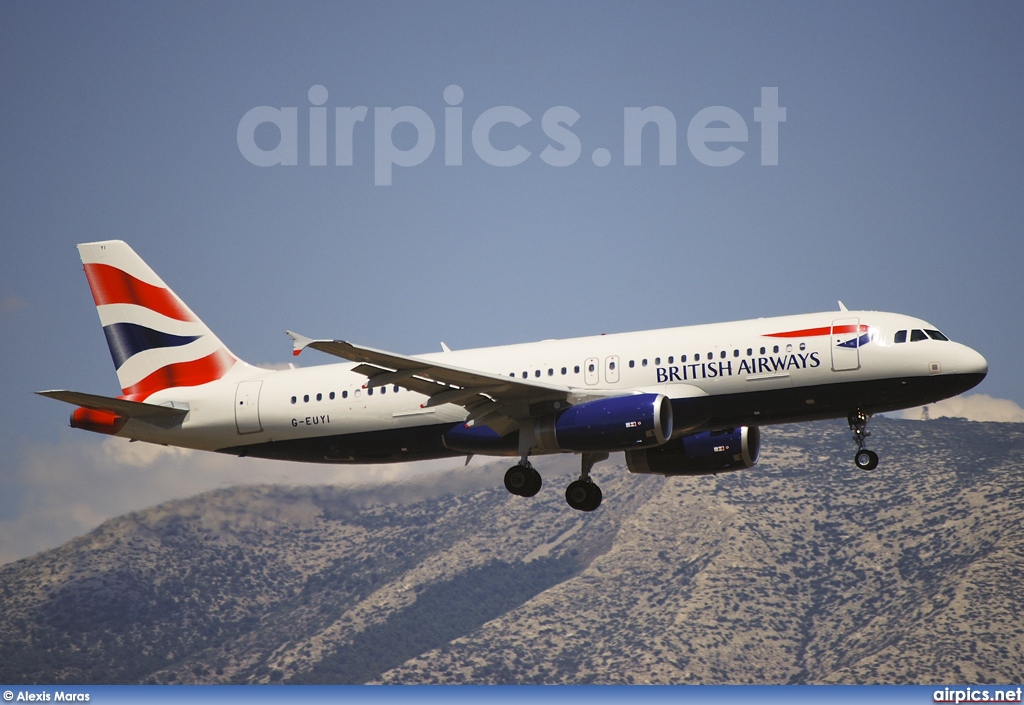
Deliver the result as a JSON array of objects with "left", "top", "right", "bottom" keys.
[
  {"left": 831, "top": 318, "right": 861, "bottom": 372},
  {"left": 605, "top": 355, "right": 620, "bottom": 384},
  {"left": 584, "top": 357, "right": 600, "bottom": 385},
  {"left": 235, "top": 380, "right": 264, "bottom": 434}
]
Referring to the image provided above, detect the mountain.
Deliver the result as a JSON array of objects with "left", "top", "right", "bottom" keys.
[{"left": 1, "top": 418, "right": 1022, "bottom": 684}]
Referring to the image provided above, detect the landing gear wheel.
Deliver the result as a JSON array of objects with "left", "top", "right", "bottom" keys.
[
  {"left": 565, "top": 480, "right": 602, "bottom": 512},
  {"left": 854, "top": 449, "right": 878, "bottom": 470},
  {"left": 504, "top": 464, "right": 542, "bottom": 497},
  {"left": 847, "top": 409, "right": 879, "bottom": 470}
]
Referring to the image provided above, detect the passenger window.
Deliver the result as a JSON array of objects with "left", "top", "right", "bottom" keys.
[
  {"left": 561, "top": 367, "right": 567, "bottom": 374},
  {"left": 303, "top": 394, "right": 309, "bottom": 403},
  {"left": 799, "top": 342, "right": 806, "bottom": 351},
  {"left": 394, "top": 385, "right": 399, "bottom": 392},
  {"left": 719, "top": 351, "right": 726, "bottom": 359},
  {"left": 548, "top": 368, "right": 554, "bottom": 376},
  {"left": 746, "top": 348, "right": 752, "bottom": 356},
  {"left": 894, "top": 330, "right": 907, "bottom": 343},
  {"left": 695, "top": 353, "right": 700, "bottom": 361},
  {"left": 588, "top": 363, "right": 595, "bottom": 372},
  {"left": 926, "top": 329, "right": 949, "bottom": 341},
  {"left": 760, "top": 347, "right": 766, "bottom": 354},
  {"left": 522, "top": 371, "right": 528, "bottom": 379},
  {"left": 535, "top": 370, "right": 541, "bottom": 377},
  {"left": 574, "top": 365, "right": 580, "bottom": 373},
  {"left": 316, "top": 393, "right": 322, "bottom": 401},
  {"left": 290, "top": 396, "right": 296, "bottom": 404},
  {"left": 367, "top": 388, "right": 373, "bottom": 396},
  {"left": 609, "top": 361, "right": 616, "bottom": 370},
  {"left": 629, "top": 360, "right": 635, "bottom": 368},
  {"left": 733, "top": 349, "right": 739, "bottom": 357},
  {"left": 681, "top": 354, "right": 687, "bottom": 363},
  {"left": 911, "top": 329, "right": 927, "bottom": 342},
  {"left": 707, "top": 351, "right": 713, "bottom": 359},
  {"left": 773, "top": 345, "right": 779, "bottom": 354},
  {"left": 380, "top": 386, "right": 386, "bottom": 394},
  {"left": 642, "top": 359, "right": 648, "bottom": 367},
  {"left": 654, "top": 357, "right": 661, "bottom": 365}
]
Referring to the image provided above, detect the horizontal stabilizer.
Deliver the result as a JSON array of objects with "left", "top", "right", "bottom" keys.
[{"left": 36, "top": 390, "right": 189, "bottom": 425}]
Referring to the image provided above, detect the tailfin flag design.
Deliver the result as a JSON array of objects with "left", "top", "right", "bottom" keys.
[{"left": 78, "top": 240, "right": 241, "bottom": 400}]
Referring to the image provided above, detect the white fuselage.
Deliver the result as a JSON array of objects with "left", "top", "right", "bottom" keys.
[{"left": 117, "top": 310, "right": 987, "bottom": 463}]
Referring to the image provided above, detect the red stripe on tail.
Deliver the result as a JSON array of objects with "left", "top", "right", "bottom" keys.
[
  {"left": 84, "top": 263, "right": 197, "bottom": 322},
  {"left": 121, "top": 348, "right": 236, "bottom": 400}
]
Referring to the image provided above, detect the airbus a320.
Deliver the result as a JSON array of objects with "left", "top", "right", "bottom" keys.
[{"left": 40, "top": 241, "right": 988, "bottom": 511}]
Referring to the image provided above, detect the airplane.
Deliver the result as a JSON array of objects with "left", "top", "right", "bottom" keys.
[{"left": 39, "top": 240, "right": 988, "bottom": 512}]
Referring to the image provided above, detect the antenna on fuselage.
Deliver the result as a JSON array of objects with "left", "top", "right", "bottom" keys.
[{"left": 838, "top": 300, "right": 849, "bottom": 312}]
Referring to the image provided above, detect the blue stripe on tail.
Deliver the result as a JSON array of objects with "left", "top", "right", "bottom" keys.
[{"left": 102, "top": 322, "right": 201, "bottom": 369}]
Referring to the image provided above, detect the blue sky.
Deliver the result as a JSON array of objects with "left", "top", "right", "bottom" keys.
[{"left": 2, "top": 1, "right": 1022, "bottom": 562}]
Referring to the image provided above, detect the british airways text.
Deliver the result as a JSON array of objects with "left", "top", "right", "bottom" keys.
[{"left": 657, "top": 352, "right": 821, "bottom": 382}]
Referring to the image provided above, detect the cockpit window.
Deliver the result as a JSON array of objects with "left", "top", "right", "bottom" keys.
[
  {"left": 894, "top": 330, "right": 907, "bottom": 344},
  {"left": 925, "top": 329, "right": 949, "bottom": 341},
  {"left": 910, "top": 329, "right": 928, "bottom": 342}
]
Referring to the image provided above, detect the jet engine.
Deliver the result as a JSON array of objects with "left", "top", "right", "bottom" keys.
[
  {"left": 444, "top": 393, "right": 673, "bottom": 454},
  {"left": 625, "top": 426, "right": 760, "bottom": 476}
]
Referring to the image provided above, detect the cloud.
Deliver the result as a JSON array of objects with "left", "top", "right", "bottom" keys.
[
  {"left": 0, "top": 433, "right": 498, "bottom": 566},
  {"left": 896, "top": 394, "right": 1024, "bottom": 423},
  {"left": 0, "top": 293, "right": 29, "bottom": 317}
]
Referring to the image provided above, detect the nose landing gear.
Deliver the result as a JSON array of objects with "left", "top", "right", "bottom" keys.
[{"left": 848, "top": 410, "right": 879, "bottom": 470}]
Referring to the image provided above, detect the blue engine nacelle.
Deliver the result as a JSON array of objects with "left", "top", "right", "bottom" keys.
[
  {"left": 443, "top": 393, "right": 673, "bottom": 454},
  {"left": 625, "top": 426, "right": 760, "bottom": 476}
]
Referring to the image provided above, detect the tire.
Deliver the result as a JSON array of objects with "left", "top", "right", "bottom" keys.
[
  {"left": 855, "top": 449, "right": 879, "bottom": 471},
  {"left": 565, "top": 480, "right": 601, "bottom": 511},
  {"left": 521, "top": 467, "right": 542, "bottom": 497},
  {"left": 504, "top": 465, "right": 530, "bottom": 495}
]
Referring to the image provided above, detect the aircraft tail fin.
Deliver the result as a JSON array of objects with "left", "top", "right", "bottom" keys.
[{"left": 77, "top": 240, "right": 245, "bottom": 400}]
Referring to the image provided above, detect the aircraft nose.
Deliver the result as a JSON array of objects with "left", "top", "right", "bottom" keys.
[{"left": 955, "top": 344, "right": 988, "bottom": 378}]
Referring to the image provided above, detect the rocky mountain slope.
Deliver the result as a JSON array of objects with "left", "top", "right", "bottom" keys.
[{"left": 1, "top": 418, "right": 1022, "bottom": 684}]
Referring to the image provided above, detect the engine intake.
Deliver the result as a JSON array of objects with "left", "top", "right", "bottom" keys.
[{"left": 626, "top": 426, "right": 760, "bottom": 476}]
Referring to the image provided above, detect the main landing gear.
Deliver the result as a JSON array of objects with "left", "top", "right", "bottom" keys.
[
  {"left": 504, "top": 461, "right": 542, "bottom": 497},
  {"left": 565, "top": 451, "right": 606, "bottom": 512},
  {"left": 848, "top": 409, "right": 879, "bottom": 470},
  {"left": 503, "top": 451, "right": 606, "bottom": 512}
]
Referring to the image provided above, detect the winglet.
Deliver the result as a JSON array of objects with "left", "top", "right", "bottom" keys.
[
  {"left": 286, "top": 330, "right": 315, "bottom": 357},
  {"left": 440, "top": 342, "right": 452, "bottom": 353}
]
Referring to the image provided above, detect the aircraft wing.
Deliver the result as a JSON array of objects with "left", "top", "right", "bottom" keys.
[
  {"left": 287, "top": 332, "right": 572, "bottom": 430},
  {"left": 36, "top": 390, "right": 189, "bottom": 426}
]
